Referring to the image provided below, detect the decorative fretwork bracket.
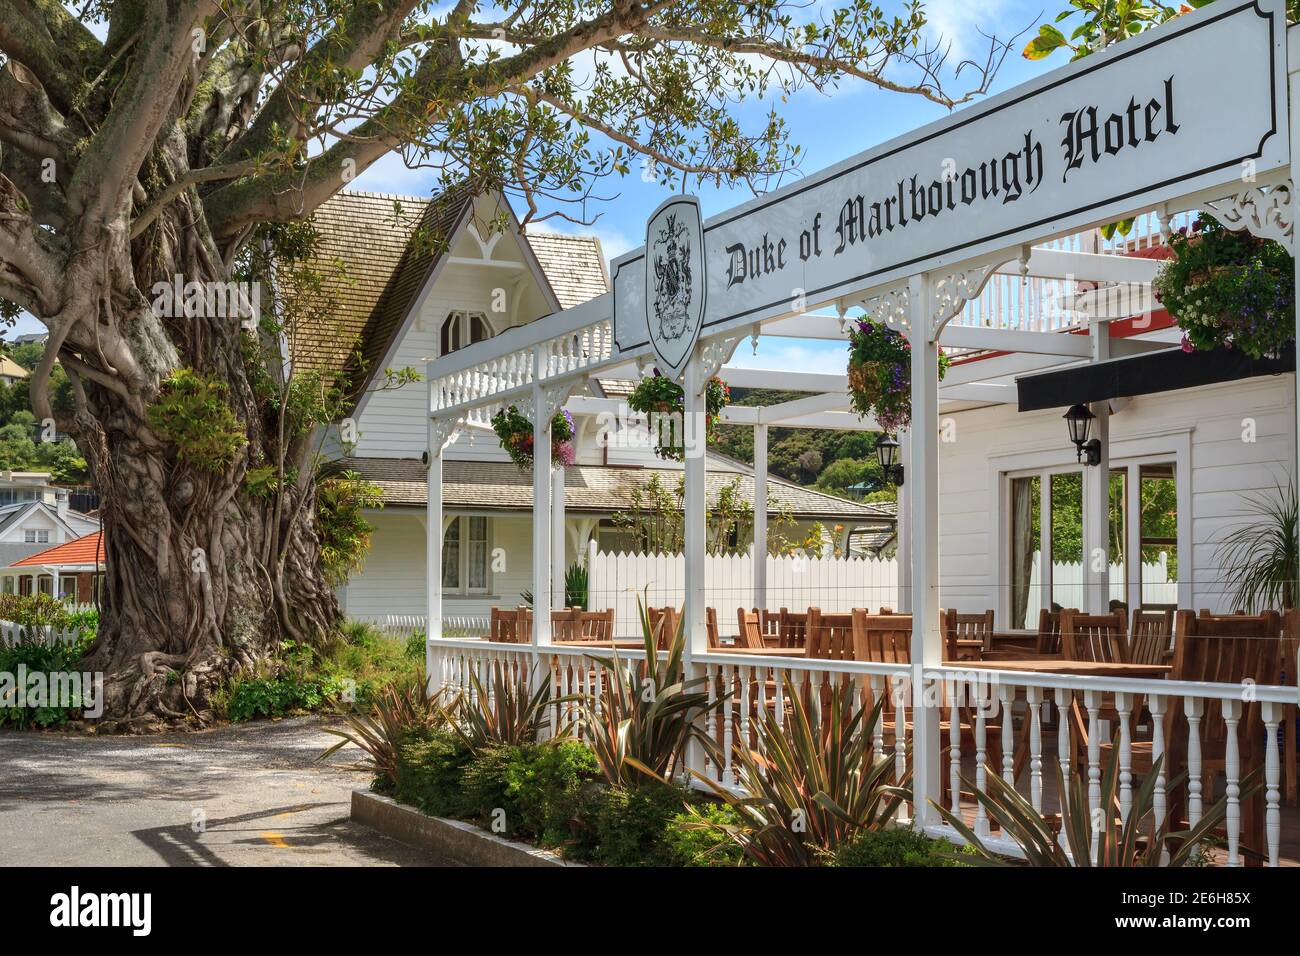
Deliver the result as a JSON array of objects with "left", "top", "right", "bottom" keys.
[
  {"left": 428, "top": 416, "right": 464, "bottom": 458},
  {"left": 697, "top": 332, "right": 745, "bottom": 392},
  {"left": 1206, "top": 179, "right": 1294, "bottom": 255},
  {"left": 860, "top": 284, "right": 910, "bottom": 332},
  {"left": 930, "top": 262, "right": 1001, "bottom": 338},
  {"left": 520, "top": 383, "right": 574, "bottom": 423}
]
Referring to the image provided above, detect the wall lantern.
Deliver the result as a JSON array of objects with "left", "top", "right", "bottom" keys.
[
  {"left": 1063, "top": 403, "right": 1102, "bottom": 466},
  {"left": 875, "top": 435, "right": 904, "bottom": 486}
]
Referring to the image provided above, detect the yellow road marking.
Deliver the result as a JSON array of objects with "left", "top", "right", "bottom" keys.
[{"left": 261, "top": 831, "right": 291, "bottom": 849}]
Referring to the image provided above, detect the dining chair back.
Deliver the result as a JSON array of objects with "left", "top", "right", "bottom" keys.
[
  {"left": 573, "top": 608, "right": 615, "bottom": 641},
  {"left": 1129, "top": 608, "right": 1175, "bottom": 665},
  {"left": 944, "top": 608, "right": 995, "bottom": 650},
  {"left": 735, "top": 608, "right": 766, "bottom": 649},
  {"left": 850, "top": 611, "right": 913, "bottom": 664},
  {"left": 706, "top": 607, "right": 721, "bottom": 649},
  {"left": 777, "top": 608, "right": 809, "bottom": 648},
  {"left": 1060, "top": 609, "right": 1128, "bottom": 663},
  {"left": 490, "top": 606, "right": 531, "bottom": 643},
  {"left": 1034, "top": 608, "right": 1066, "bottom": 655},
  {"left": 806, "top": 608, "right": 856, "bottom": 660},
  {"left": 647, "top": 606, "right": 680, "bottom": 650}
]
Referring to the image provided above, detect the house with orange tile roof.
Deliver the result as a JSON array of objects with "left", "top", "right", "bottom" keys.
[{"left": 0, "top": 531, "right": 104, "bottom": 603}]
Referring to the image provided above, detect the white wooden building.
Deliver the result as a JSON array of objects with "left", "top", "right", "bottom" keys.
[{"left": 417, "top": 0, "right": 1300, "bottom": 866}]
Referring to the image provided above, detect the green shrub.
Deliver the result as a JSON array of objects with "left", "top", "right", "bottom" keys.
[
  {"left": 664, "top": 802, "right": 748, "bottom": 867},
  {"left": 831, "top": 827, "right": 972, "bottom": 867},
  {"left": 459, "top": 745, "right": 521, "bottom": 834},
  {"left": 394, "top": 728, "right": 473, "bottom": 817},
  {"left": 588, "top": 783, "right": 691, "bottom": 867},
  {"left": 0, "top": 638, "right": 93, "bottom": 728},
  {"left": 404, "top": 632, "right": 425, "bottom": 660},
  {"left": 505, "top": 741, "right": 600, "bottom": 847}
]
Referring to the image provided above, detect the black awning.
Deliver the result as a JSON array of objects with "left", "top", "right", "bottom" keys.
[{"left": 1016, "top": 342, "right": 1295, "bottom": 412}]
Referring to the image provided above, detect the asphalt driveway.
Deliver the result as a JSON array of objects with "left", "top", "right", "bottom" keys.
[{"left": 0, "top": 717, "right": 452, "bottom": 866}]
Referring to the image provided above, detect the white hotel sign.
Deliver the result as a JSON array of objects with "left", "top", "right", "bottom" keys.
[{"left": 612, "top": 0, "right": 1288, "bottom": 353}]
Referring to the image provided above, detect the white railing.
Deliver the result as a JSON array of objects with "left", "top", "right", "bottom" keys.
[
  {"left": 925, "top": 663, "right": 1296, "bottom": 867},
  {"left": 426, "top": 632, "right": 1298, "bottom": 867},
  {"left": 428, "top": 296, "right": 618, "bottom": 416}
]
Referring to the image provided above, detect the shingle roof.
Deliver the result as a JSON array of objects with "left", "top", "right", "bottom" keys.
[
  {"left": 299, "top": 189, "right": 609, "bottom": 409},
  {"left": 10, "top": 532, "right": 103, "bottom": 568},
  {"left": 335, "top": 457, "right": 894, "bottom": 523},
  {"left": 0, "top": 357, "right": 28, "bottom": 379},
  {"left": 524, "top": 231, "right": 608, "bottom": 308}
]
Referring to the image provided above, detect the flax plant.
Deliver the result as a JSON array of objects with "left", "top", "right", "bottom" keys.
[
  {"left": 453, "top": 664, "right": 570, "bottom": 752},
  {"left": 319, "top": 677, "right": 446, "bottom": 784},
  {"left": 697, "top": 675, "right": 910, "bottom": 866},
  {"left": 936, "top": 745, "right": 1256, "bottom": 866},
  {"left": 1215, "top": 480, "right": 1299, "bottom": 611},
  {"left": 580, "top": 602, "right": 724, "bottom": 787}
]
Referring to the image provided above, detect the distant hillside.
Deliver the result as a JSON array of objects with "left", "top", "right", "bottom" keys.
[{"left": 714, "top": 387, "right": 896, "bottom": 505}]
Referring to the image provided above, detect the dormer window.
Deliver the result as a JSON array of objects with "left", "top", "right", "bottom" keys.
[{"left": 440, "top": 310, "right": 491, "bottom": 355}]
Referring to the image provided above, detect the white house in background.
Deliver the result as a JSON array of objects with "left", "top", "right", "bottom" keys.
[
  {"left": 0, "top": 357, "right": 28, "bottom": 387},
  {"left": 0, "top": 472, "right": 99, "bottom": 573},
  {"left": 301, "top": 188, "right": 893, "bottom": 622}
]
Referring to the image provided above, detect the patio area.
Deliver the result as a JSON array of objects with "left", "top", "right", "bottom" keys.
[{"left": 420, "top": 1, "right": 1300, "bottom": 868}]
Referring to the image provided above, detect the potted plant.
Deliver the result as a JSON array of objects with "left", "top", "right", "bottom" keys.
[
  {"left": 491, "top": 405, "right": 575, "bottom": 469},
  {"left": 627, "top": 370, "right": 728, "bottom": 461},
  {"left": 1152, "top": 214, "right": 1296, "bottom": 360},
  {"left": 846, "top": 317, "right": 948, "bottom": 433},
  {"left": 1215, "top": 480, "right": 1298, "bottom": 611}
]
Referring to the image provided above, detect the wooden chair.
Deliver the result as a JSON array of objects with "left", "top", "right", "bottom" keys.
[
  {"left": 943, "top": 608, "right": 994, "bottom": 660},
  {"left": 490, "top": 606, "right": 531, "bottom": 643},
  {"left": 573, "top": 608, "right": 615, "bottom": 641},
  {"left": 1129, "top": 608, "right": 1175, "bottom": 665},
  {"left": 805, "top": 608, "right": 856, "bottom": 661},
  {"left": 850, "top": 610, "right": 1004, "bottom": 806},
  {"left": 1034, "top": 608, "right": 1065, "bottom": 655},
  {"left": 705, "top": 607, "right": 721, "bottom": 649},
  {"left": 1167, "top": 610, "right": 1282, "bottom": 863},
  {"left": 647, "top": 606, "right": 679, "bottom": 650},
  {"left": 735, "top": 608, "right": 767, "bottom": 650},
  {"left": 1059, "top": 609, "right": 1128, "bottom": 663},
  {"left": 777, "top": 608, "right": 809, "bottom": 648}
]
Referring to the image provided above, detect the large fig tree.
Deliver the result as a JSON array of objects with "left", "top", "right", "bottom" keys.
[{"left": 0, "top": 0, "right": 1012, "bottom": 726}]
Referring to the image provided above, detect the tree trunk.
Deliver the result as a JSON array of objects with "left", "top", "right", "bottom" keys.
[{"left": 64, "top": 199, "right": 339, "bottom": 731}]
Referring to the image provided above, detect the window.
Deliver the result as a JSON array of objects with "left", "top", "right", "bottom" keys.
[
  {"left": 1005, "top": 456, "right": 1181, "bottom": 626},
  {"left": 440, "top": 310, "right": 491, "bottom": 355},
  {"left": 23, "top": 529, "right": 49, "bottom": 544},
  {"left": 441, "top": 517, "right": 492, "bottom": 594}
]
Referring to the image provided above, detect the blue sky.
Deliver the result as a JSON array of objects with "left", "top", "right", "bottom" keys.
[{"left": 8, "top": 0, "right": 1059, "bottom": 375}]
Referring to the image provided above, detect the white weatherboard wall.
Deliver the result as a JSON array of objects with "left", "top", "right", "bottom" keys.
[
  {"left": 588, "top": 549, "right": 899, "bottom": 639},
  {"left": 341, "top": 511, "right": 534, "bottom": 621},
  {"left": 942, "top": 374, "right": 1295, "bottom": 620}
]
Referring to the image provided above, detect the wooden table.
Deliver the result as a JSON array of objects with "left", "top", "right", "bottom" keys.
[
  {"left": 959, "top": 659, "right": 1171, "bottom": 679},
  {"left": 713, "top": 645, "right": 808, "bottom": 657}
]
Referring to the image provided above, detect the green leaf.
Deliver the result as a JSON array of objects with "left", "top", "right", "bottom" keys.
[{"left": 1022, "top": 24, "right": 1068, "bottom": 60}]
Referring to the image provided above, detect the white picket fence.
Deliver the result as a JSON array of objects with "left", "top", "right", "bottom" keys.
[
  {"left": 356, "top": 613, "right": 488, "bottom": 638},
  {"left": 0, "top": 620, "right": 83, "bottom": 647},
  {"left": 587, "top": 546, "right": 900, "bottom": 639},
  {"left": 1023, "top": 551, "right": 1178, "bottom": 621}
]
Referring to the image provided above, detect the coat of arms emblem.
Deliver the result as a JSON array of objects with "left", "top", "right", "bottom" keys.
[{"left": 642, "top": 196, "right": 705, "bottom": 379}]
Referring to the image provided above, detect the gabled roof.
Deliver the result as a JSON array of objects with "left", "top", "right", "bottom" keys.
[
  {"left": 336, "top": 457, "right": 895, "bottom": 523},
  {"left": 9, "top": 531, "right": 103, "bottom": 568},
  {"left": 0, "top": 356, "right": 28, "bottom": 379},
  {"left": 298, "top": 187, "right": 609, "bottom": 409}
]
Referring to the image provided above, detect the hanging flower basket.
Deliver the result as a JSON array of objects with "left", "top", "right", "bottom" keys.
[
  {"left": 627, "top": 369, "right": 729, "bottom": 461},
  {"left": 846, "top": 318, "right": 949, "bottom": 433},
  {"left": 1152, "top": 214, "right": 1295, "bottom": 360},
  {"left": 491, "top": 405, "right": 575, "bottom": 470}
]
